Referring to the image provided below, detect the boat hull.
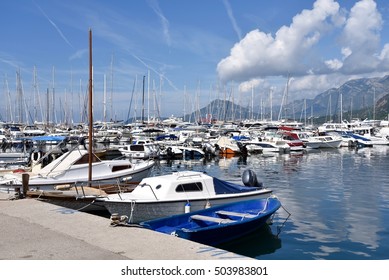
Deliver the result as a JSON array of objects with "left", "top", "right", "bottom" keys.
[
  {"left": 2, "top": 160, "right": 155, "bottom": 190},
  {"left": 101, "top": 189, "right": 273, "bottom": 224},
  {"left": 140, "top": 197, "right": 281, "bottom": 246}
]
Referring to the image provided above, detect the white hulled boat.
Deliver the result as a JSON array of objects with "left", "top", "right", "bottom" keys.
[{"left": 97, "top": 170, "right": 273, "bottom": 224}]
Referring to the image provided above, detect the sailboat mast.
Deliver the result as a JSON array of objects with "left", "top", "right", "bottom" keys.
[
  {"left": 88, "top": 29, "right": 93, "bottom": 184},
  {"left": 103, "top": 74, "right": 107, "bottom": 122},
  {"left": 142, "top": 75, "right": 145, "bottom": 124}
]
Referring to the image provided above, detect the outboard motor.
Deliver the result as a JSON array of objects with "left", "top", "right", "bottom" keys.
[
  {"left": 78, "top": 137, "right": 87, "bottom": 150},
  {"left": 242, "top": 169, "right": 263, "bottom": 189},
  {"left": 166, "top": 146, "right": 174, "bottom": 159},
  {"left": 237, "top": 142, "right": 248, "bottom": 156}
]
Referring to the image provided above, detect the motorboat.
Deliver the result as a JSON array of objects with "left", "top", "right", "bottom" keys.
[
  {"left": 278, "top": 131, "right": 305, "bottom": 151},
  {"left": 215, "top": 136, "right": 242, "bottom": 156},
  {"left": 308, "top": 135, "right": 343, "bottom": 148},
  {"left": 139, "top": 196, "right": 281, "bottom": 246},
  {"left": 116, "top": 143, "right": 160, "bottom": 159},
  {"left": 352, "top": 126, "right": 389, "bottom": 145},
  {"left": 97, "top": 169, "right": 273, "bottom": 224},
  {"left": 0, "top": 143, "right": 155, "bottom": 190}
]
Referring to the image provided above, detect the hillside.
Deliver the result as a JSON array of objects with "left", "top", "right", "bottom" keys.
[{"left": 184, "top": 75, "right": 389, "bottom": 123}]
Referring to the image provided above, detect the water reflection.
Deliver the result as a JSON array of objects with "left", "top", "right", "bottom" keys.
[
  {"left": 154, "top": 146, "right": 389, "bottom": 259},
  {"left": 218, "top": 224, "right": 282, "bottom": 258}
]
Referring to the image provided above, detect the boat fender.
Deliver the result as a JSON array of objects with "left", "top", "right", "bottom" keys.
[
  {"left": 13, "top": 169, "right": 26, "bottom": 173},
  {"left": 242, "top": 169, "right": 263, "bottom": 189},
  {"left": 49, "top": 153, "right": 56, "bottom": 162},
  {"left": 205, "top": 201, "right": 211, "bottom": 209},
  {"left": 185, "top": 202, "right": 191, "bottom": 213}
]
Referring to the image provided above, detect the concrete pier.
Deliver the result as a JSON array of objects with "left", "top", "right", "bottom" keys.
[{"left": 0, "top": 192, "right": 251, "bottom": 260}]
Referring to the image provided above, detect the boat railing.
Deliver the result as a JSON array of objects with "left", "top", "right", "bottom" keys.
[
  {"left": 57, "top": 178, "right": 137, "bottom": 199},
  {"left": 175, "top": 172, "right": 204, "bottom": 180},
  {"left": 139, "top": 182, "right": 158, "bottom": 200}
]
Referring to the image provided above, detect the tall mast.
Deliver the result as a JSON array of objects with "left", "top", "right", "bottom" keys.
[
  {"left": 142, "top": 75, "right": 145, "bottom": 124},
  {"left": 110, "top": 54, "right": 114, "bottom": 121},
  {"left": 103, "top": 74, "right": 107, "bottom": 122},
  {"left": 52, "top": 66, "right": 56, "bottom": 125},
  {"left": 88, "top": 29, "right": 93, "bottom": 184}
]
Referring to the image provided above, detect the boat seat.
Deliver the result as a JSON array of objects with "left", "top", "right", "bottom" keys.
[
  {"left": 190, "top": 214, "right": 235, "bottom": 224},
  {"left": 215, "top": 210, "right": 257, "bottom": 219}
]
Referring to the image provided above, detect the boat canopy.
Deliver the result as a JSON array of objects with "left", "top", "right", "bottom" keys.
[
  {"left": 213, "top": 177, "right": 261, "bottom": 194},
  {"left": 31, "top": 136, "right": 67, "bottom": 142}
]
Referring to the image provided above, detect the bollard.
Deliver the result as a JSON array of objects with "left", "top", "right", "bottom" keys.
[{"left": 22, "top": 173, "right": 30, "bottom": 198}]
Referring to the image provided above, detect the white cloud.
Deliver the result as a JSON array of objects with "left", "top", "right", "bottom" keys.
[
  {"left": 325, "top": 59, "right": 343, "bottom": 70},
  {"left": 223, "top": 0, "right": 242, "bottom": 41},
  {"left": 217, "top": 0, "right": 389, "bottom": 103},
  {"left": 238, "top": 78, "right": 264, "bottom": 92},
  {"left": 341, "top": 47, "right": 352, "bottom": 58},
  {"left": 378, "top": 44, "right": 389, "bottom": 64},
  {"left": 217, "top": 0, "right": 340, "bottom": 82},
  {"left": 34, "top": 1, "right": 74, "bottom": 49},
  {"left": 339, "top": 0, "right": 383, "bottom": 74},
  {"left": 147, "top": 0, "right": 171, "bottom": 47}
]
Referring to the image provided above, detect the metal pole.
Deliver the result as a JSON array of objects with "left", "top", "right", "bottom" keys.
[{"left": 88, "top": 29, "right": 93, "bottom": 185}]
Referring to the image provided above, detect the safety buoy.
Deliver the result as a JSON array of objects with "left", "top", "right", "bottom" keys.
[{"left": 31, "top": 150, "right": 42, "bottom": 163}]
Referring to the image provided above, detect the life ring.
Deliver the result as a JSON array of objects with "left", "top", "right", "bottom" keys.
[{"left": 31, "top": 150, "right": 42, "bottom": 163}]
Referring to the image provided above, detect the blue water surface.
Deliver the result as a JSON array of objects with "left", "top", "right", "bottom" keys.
[{"left": 153, "top": 146, "right": 389, "bottom": 260}]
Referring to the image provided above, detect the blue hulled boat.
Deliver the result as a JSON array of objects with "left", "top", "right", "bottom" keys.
[{"left": 140, "top": 196, "right": 281, "bottom": 246}]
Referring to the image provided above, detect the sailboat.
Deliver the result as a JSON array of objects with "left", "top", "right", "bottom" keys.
[{"left": 0, "top": 30, "right": 155, "bottom": 201}]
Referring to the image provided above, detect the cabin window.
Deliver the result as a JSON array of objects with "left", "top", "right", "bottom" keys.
[
  {"left": 74, "top": 153, "right": 101, "bottom": 164},
  {"left": 130, "top": 145, "right": 145, "bottom": 151},
  {"left": 175, "top": 182, "right": 203, "bottom": 192},
  {"left": 112, "top": 164, "right": 132, "bottom": 172}
]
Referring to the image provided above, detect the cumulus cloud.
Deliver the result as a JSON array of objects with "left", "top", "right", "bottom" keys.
[
  {"left": 238, "top": 78, "right": 264, "bottom": 92},
  {"left": 217, "top": 0, "right": 389, "bottom": 97},
  {"left": 340, "top": 0, "right": 383, "bottom": 74},
  {"left": 217, "top": 0, "right": 340, "bottom": 83}
]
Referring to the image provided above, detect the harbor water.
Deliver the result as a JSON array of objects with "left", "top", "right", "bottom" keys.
[
  {"left": 152, "top": 146, "right": 389, "bottom": 260},
  {"left": 4, "top": 142, "right": 388, "bottom": 260}
]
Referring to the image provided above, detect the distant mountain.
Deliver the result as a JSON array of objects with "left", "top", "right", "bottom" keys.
[
  {"left": 375, "top": 93, "right": 389, "bottom": 119},
  {"left": 290, "top": 75, "right": 389, "bottom": 120},
  {"left": 183, "top": 75, "right": 389, "bottom": 123},
  {"left": 183, "top": 99, "right": 252, "bottom": 123}
]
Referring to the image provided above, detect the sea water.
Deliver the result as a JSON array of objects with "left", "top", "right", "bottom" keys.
[{"left": 153, "top": 146, "right": 389, "bottom": 260}]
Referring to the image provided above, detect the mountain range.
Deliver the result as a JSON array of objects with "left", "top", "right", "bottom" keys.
[{"left": 184, "top": 75, "right": 389, "bottom": 123}]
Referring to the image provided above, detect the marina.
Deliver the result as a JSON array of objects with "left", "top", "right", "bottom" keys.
[
  {"left": 1, "top": 126, "right": 389, "bottom": 260},
  {"left": 2, "top": 2, "right": 389, "bottom": 279}
]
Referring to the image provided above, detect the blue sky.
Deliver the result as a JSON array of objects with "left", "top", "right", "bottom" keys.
[{"left": 1, "top": 0, "right": 389, "bottom": 123}]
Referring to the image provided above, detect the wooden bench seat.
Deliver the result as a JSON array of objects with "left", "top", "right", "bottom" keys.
[
  {"left": 190, "top": 214, "right": 235, "bottom": 224},
  {"left": 215, "top": 210, "right": 257, "bottom": 219}
]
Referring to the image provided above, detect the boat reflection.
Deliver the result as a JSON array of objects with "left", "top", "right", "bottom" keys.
[{"left": 217, "top": 224, "right": 282, "bottom": 258}]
